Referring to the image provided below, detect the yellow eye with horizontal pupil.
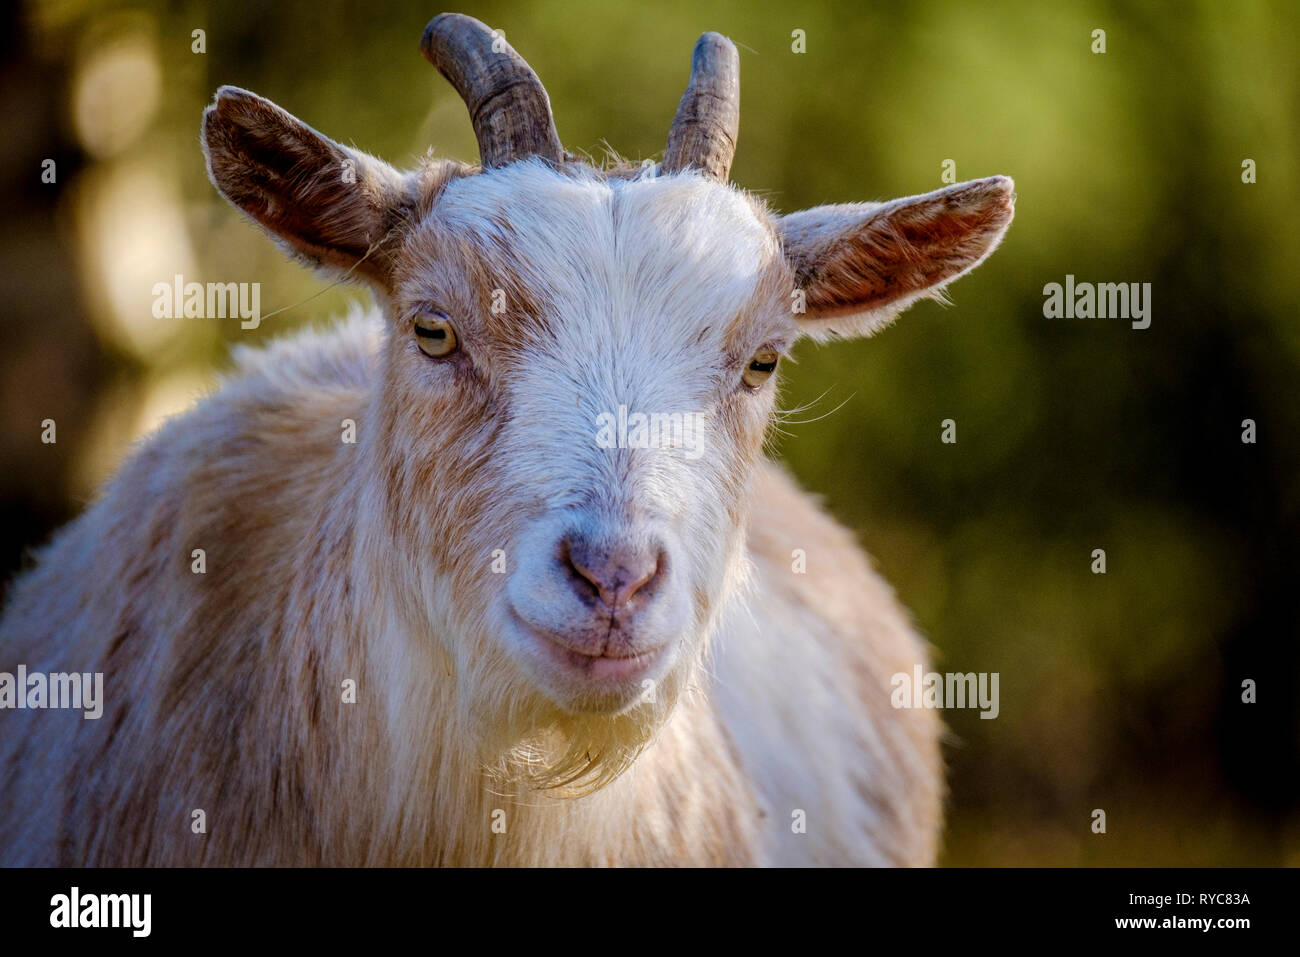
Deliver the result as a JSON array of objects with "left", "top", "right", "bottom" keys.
[
  {"left": 414, "top": 311, "right": 458, "bottom": 358},
  {"left": 743, "top": 349, "right": 779, "bottom": 388}
]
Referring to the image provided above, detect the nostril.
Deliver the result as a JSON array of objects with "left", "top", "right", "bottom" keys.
[
  {"left": 613, "top": 551, "right": 661, "bottom": 606},
  {"left": 561, "top": 535, "right": 665, "bottom": 611},
  {"left": 560, "top": 538, "right": 603, "bottom": 604}
]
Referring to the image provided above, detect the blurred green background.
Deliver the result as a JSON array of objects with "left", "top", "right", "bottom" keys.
[{"left": 3, "top": 0, "right": 1297, "bottom": 864}]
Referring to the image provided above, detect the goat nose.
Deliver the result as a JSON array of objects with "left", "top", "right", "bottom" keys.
[{"left": 561, "top": 535, "right": 664, "bottom": 610}]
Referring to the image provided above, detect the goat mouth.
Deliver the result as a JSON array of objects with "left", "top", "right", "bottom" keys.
[{"left": 508, "top": 610, "right": 671, "bottom": 685}]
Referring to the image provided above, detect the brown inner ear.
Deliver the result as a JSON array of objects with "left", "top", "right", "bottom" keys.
[
  {"left": 217, "top": 115, "right": 371, "bottom": 260},
  {"left": 203, "top": 89, "right": 422, "bottom": 281},
  {"left": 788, "top": 178, "right": 1015, "bottom": 320}
]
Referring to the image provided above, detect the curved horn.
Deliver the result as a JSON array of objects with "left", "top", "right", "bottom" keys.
[
  {"left": 662, "top": 32, "right": 740, "bottom": 181},
  {"left": 420, "top": 13, "right": 564, "bottom": 168}
]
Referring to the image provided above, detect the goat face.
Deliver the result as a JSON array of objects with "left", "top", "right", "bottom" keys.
[
  {"left": 202, "top": 14, "right": 1014, "bottom": 767},
  {"left": 383, "top": 162, "right": 794, "bottom": 715}
]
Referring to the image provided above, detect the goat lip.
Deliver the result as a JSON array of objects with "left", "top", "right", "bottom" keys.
[{"left": 508, "top": 611, "right": 669, "bottom": 682}]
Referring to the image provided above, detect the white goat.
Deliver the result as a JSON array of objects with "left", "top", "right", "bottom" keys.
[{"left": 0, "top": 14, "right": 1013, "bottom": 866}]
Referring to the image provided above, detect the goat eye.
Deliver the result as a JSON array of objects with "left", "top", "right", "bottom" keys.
[
  {"left": 742, "top": 349, "right": 779, "bottom": 389},
  {"left": 414, "top": 311, "right": 458, "bottom": 358}
]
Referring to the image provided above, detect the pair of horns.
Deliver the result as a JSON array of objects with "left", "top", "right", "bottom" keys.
[{"left": 420, "top": 13, "right": 739, "bottom": 180}]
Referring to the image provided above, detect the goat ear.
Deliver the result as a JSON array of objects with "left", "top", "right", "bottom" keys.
[
  {"left": 202, "top": 86, "right": 416, "bottom": 285},
  {"left": 780, "top": 176, "right": 1015, "bottom": 339}
]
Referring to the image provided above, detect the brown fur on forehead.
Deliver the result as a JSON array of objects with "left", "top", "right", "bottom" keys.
[
  {"left": 395, "top": 218, "right": 552, "bottom": 352},
  {"left": 408, "top": 155, "right": 477, "bottom": 219},
  {"left": 722, "top": 193, "right": 796, "bottom": 351}
]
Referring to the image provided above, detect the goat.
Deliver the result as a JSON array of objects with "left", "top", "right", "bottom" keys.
[{"left": 0, "top": 13, "right": 1013, "bottom": 866}]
